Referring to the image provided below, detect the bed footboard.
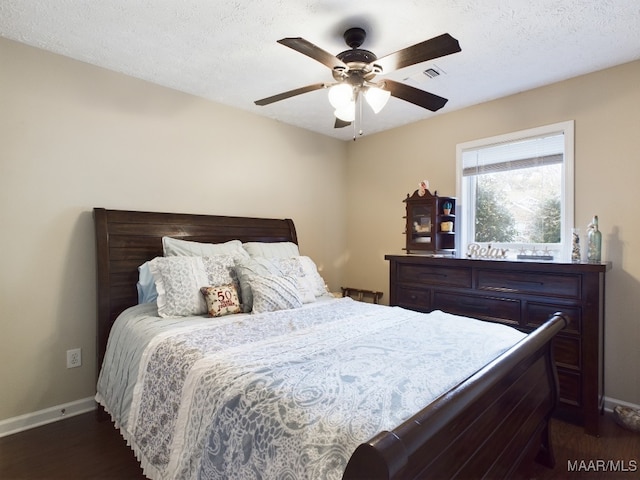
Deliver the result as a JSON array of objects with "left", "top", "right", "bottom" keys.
[{"left": 343, "top": 313, "right": 568, "bottom": 480}]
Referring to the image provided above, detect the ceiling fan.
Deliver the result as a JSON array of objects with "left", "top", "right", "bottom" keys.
[{"left": 255, "top": 28, "right": 461, "bottom": 129}]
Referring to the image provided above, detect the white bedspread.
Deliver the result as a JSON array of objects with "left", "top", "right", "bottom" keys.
[{"left": 96, "top": 297, "right": 525, "bottom": 480}]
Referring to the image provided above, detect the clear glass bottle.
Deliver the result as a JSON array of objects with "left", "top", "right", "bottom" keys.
[{"left": 587, "top": 216, "right": 602, "bottom": 263}]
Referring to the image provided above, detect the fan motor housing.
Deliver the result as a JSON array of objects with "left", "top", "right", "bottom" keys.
[
  {"left": 333, "top": 27, "right": 382, "bottom": 81},
  {"left": 337, "top": 48, "right": 377, "bottom": 65},
  {"left": 335, "top": 49, "right": 380, "bottom": 81}
]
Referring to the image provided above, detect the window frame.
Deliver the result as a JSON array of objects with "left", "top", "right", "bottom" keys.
[{"left": 455, "top": 121, "right": 575, "bottom": 260}]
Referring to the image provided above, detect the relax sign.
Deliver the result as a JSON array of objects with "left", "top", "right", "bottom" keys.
[{"left": 466, "top": 243, "right": 508, "bottom": 259}]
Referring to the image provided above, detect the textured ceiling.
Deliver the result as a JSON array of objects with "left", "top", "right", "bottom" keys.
[{"left": 2, "top": 1, "right": 639, "bottom": 141}]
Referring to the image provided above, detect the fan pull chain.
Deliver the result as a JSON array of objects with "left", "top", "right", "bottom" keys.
[
  {"left": 353, "top": 90, "right": 364, "bottom": 141},
  {"left": 352, "top": 113, "right": 356, "bottom": 141},
  {"left": 358, "top": 92, "right": 364, "bottom": 137}
]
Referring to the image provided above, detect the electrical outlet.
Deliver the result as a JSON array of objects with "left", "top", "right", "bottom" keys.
[{"left": 66, "top": 348, "right": 82, "bottom": 368}]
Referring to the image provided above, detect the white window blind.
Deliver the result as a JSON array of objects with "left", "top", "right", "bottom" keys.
[{"left": 462, "top": 133, "right": 564, "bottom": 176}]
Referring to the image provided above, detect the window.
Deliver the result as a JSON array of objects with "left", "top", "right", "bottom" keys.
[{"left": 456, "top": 121, "right": 574, "bottom": 260}]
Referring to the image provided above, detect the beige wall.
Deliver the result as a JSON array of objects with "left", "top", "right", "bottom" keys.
[
  {"left": 2, "top": 35, "right": 639, "bottom": 423},
  {"left": 0, "top": 38, "right": 347, "bottom": 421},
  {"left": 345, "top": 60, "right": 640, "bottom": 407}
]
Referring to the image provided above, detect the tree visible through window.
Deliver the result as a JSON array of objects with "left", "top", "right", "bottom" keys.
[
  {"left": 456, "top": 122, "right": 574, "bottom": 260},
  {"left": 474, "top": 175, "right": 518, "bottom": 243}
]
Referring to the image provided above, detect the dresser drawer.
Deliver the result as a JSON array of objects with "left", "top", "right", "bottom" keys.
[
  {"left": 398, "top": 264, "right": 471, "bottom": 288},
  {"left": 553, "top": 335, "right": 581, "bottom": 369},
  {"left": 476, "top": 269, "right": 581, "bottom": 299},
  {"left": 433, "top": 291, "right": 521, "bottom": 326},
  {"left": 526, "top": 303, "right": 581, "bottom": 334},
  {"left": 396, "top": 286, "right": 432, "bottom": 312},
  {"left": 557, "top": 369, "right": 581, "bottom": 407}
]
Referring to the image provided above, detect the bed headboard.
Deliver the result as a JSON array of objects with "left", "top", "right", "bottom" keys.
[{"left": 93, "top": 207, "right": 298, "bottom": 376}]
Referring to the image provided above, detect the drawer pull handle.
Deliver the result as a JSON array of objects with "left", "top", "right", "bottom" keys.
[
  {"left": 485, "top": 287, "right": 518, "bottom": 293},
  {"left": 513, "top": 280, "right": 544, "bottom": 286},
  {"left": 485, "top": 280, "right": 544, "bottom": 293},
  {"left": 418, "top": 272, "right": 447, "bottom": 278},
  {"left": 460, "top": 302, "right": 490, "bottom": 311}
]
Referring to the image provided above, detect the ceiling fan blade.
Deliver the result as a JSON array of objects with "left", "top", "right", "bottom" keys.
[
  {"left": 373, "top": 33, "right": 461, "bottom": 73},
  {"left": 278, "top": 37, "right": 348, "bottom": 70},
  {"left": 254, "top": 83, "right": 326, "bottom": 106},
  {"left": 384, "top": 79, "right": 448, "bottom": 112},
  {"left": 334, "top": 118, "right": 351, "bottom": 128}
]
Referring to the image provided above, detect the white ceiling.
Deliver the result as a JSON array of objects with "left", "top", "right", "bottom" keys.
[{"left": 2, "top": 1, "right": 639, "bottom": 141}]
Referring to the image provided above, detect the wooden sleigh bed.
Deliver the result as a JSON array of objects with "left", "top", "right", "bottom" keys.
[{"left": 94, "top": 207, "right": 568, "bottom": 480}]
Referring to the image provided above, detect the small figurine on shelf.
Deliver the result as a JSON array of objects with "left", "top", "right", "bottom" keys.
[
  {"left": 443, "top": 201, "right": 452, "bottom": 215},
  {"left": 418, "top": 180, "right": 429, "bottom": 197},
  {"left": 587, "top": 215, "right": 602, "bottom": 263}
]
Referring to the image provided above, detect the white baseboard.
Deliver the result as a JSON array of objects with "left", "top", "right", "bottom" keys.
[
  {"left": 0, "top": 396, "right": 96, "bottom": 438},
  {"left": 603, "top": 396, "right": 640, "bottom": 413}
]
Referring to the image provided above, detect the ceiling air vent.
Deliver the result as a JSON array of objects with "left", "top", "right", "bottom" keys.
[{"left": 423, "top": 66, "right": 444, "bottom": 78}]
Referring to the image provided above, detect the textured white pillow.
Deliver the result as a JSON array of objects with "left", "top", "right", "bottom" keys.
[
  {"left": 269, "top": 257, "right": 315, "bottom": 303},
  {"left": 234, "top": 256, "right": 282, "bottom": 312},
  {"left": 149, "top": 256, "right": 209, "bottom": 317},
  {"left": 149, "top": 255, "right": 239, "bottom": 317},
  {"left": 297, "top": 256, "right": 329, "bottom": 296},
  {"left": 201, "top": 255, "right": 239, "bottom": 287},
  {"left": 293, "top": 277, "right": 316, "bottom": 304},
  {"left": 251, "top": 275, "right": 303, "bottom": 314},
  {"left": 242, "top": 241, "right": 300, "bottom": 259},
  {"left": 163, "top": 237, "right": 249, "bottom": 259},
  {"left": 267, "top": 257, "right": 303, "bottom": 276}
]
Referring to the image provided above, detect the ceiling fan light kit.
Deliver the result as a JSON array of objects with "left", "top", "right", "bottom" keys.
[
  {"left": 334, "top": 102, "right": 356, "bottom": 122},
  {"left": 328, "top": 83, "right": 353, "bottom": 109},
  {"left": 255, "top": 27, "right": 461, "bottom": 137},
  {"left": 329, "top": 83, "right": 390, "bottom": 118},
  {"left": 364, "top": 86, "right": 391, "bottom": 114}
]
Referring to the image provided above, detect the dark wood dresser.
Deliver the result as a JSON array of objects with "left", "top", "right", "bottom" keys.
[{"left": 385, "top": 254, "right": 610, "bottom": 436}]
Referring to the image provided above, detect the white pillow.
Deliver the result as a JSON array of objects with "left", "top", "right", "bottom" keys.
[
  {"left": 293, "top": 277, "right": 316, "bottom": 304},
  {"left": 242, "top": 241, "right": 300, "bottom": 259},
  {"left": 149, "top": 256, "right": 209, "bottom": 317},
  {"left": 297, "top": 256, "right": 329, "bottom": 296},
  {"left": 251, "top": 275, "right": 302, "bottom": 314},
  {"left": 201, "top": 255, "right": 239, "bottom": 287},
  {"left": 136, "top": 261, "right": 157, "bottom": 304},
  {"left": 163, "top": 237, "right": 249, "bottom": 259},
  {"left": 269, "top": 257, "right": 316, "bottom": 303},
  {"left": 149, "top": 255, "right": 238, "bottom": 318},
  {"left": 234, "top": 256, "right": 282, "bottom": 312}
]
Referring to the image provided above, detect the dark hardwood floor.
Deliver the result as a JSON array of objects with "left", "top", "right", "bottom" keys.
[
  {"left": 518, "top": 412, "right": 639, "bottom": 479},
  {"left": 0, "top": 412, "right": 145, "bottom": 480},
  {"left": 0, "top": 410, "right": 638, "bottom": 479}
]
